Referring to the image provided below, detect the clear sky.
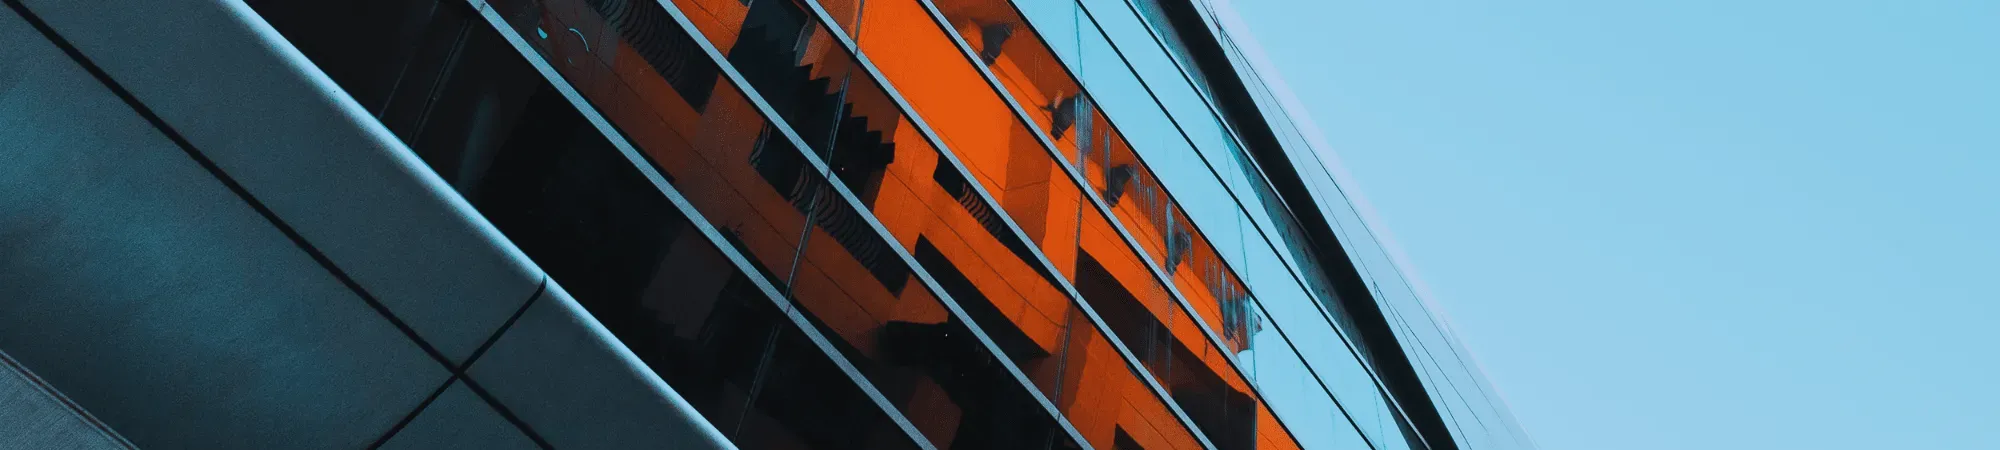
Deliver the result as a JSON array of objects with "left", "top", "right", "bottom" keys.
[{"left": 1223, "top": 0, "right": 2000, "bottom": 449}]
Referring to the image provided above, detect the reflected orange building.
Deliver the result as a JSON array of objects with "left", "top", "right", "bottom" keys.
[{"left": 235, "top": 0, "right": 1534, "bottom": 448}]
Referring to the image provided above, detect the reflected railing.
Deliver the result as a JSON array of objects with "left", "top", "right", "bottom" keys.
[
  {"left": 277, "top": 0, "right": 939, "bottom": 446},
  {"left": 471, "top": 0, "right": 1103, "bottom": 447},
  {"left": 786, "top": 0, "right": 1337, "bottom": 447},
  {"left": 823, "top": 0, "right": 1418, "bottom": 448},
  {"left": 661, "top": 0, "right": 1231, "bottom": 448}
]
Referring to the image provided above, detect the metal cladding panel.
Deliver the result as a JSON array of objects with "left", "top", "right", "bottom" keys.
[
  {"left": 14, "top": 0, "right": 547, "bottom": 364},
  {"left": 466, "top": 283, "right": 737, "bottom": 450},
  {"left": 0, "top": 5, "right": 445, "bottom": 446},
  {"left": 0, "top": 0, "right": 736, "bottom": 448},
  {"left": 377, "top": 381, "right": 540, "bottom": 450},
  {"left": 0, "top": 351, "right": 135, "bottom": 450}
]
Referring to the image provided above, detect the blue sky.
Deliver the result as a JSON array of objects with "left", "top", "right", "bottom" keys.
[{"left": 1224, "top": 0, "right": 1999, "bottom": 449}]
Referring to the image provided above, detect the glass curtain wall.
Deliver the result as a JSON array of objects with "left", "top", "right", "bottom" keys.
[
  {"left": 842, "top": 0, "right": 1418, "bottom": 448},
  {"left": 246, "top": 1, "right": 938, "bottom": 448}
]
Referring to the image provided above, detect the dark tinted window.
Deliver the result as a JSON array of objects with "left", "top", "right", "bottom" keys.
[{"left": 250, "top": 2, "right": 923, "bottom": 447}]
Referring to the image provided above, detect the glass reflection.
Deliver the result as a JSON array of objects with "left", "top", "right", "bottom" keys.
[
  {"left": 907, "top": 0, "right": 1426, "bottom": 449},
  {"left": 834, "top": 0, "right": 1310, "bottom": 448},
  {"left": 476, "top": 0, "right": 1085, "bottom": 447},
  {"left": 669, "top": 0, "right": 1211, "bottom": 448},
  {"left": 313, "top": 8, "right": 934, "bottom": 443}
]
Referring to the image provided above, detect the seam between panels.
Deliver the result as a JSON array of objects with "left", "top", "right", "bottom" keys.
[
  {"left": 802, "top": 0, "right": 1335, "bottom": 447},
  {"left": 370, "top": 378, "right": 459, "bottom": 449},
  {"left": 2, "top": 1, "right": 554, "bottom": 448},
  {"left": 371, "top": 279, "right": 553, "bottom": 449},
  {"left": 461, "top": 2, "right": 942, "bottom": 448},
  {"left": 3, "top": 0, "right": 457, "bottom": 372},
  {"left": 451, "top": 281, "right": 556, "bottom": 450},
  {"left": 11, "top": 2, "right": 567, "bottom": 446},
  {"left": 783, "top": 1, "right": 1226, "bottom": 448}
]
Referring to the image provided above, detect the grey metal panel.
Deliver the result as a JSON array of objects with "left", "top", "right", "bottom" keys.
[
  {"left": 13, "top": 0, "right": 545, "bottom": 362},
  {"left": 379, "top": 381, "right": 540, "bottom": 450},
  {"left": 0, "top": 5, "right": 446, "bottom": 448},
  {"left": 466, "top": 283, "right": 735, "bottom": 450},
  {"left": 0, "top": 351, "right": 134, "bottom": 450}
]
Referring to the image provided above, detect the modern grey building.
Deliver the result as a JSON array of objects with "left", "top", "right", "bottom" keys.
[{"left": 0, "top": 0, "right": 1530, "bottom": 448}]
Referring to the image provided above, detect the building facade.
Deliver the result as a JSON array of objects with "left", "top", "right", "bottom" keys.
[{"left": 0, "top": 0, "right": 1529, "bottom": 448}]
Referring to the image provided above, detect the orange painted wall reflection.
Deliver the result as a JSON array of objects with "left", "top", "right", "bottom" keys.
[
  {"left": 844, "top": 0, "right": 1306, "bottom": 448},
  {"left": 494, "top": 0, "right": 1301, "bottom": 447}
]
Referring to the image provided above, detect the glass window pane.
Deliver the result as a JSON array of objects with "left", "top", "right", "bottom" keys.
[{"left": 396, "top": 34, "right": 924, "bottom": 446}]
